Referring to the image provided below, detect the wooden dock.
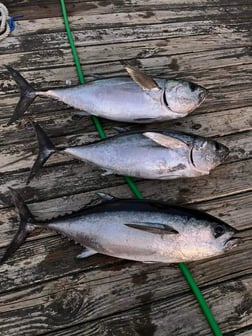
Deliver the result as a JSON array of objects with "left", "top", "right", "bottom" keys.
[{"left": 0, "top": 1, "right": 251, "bottom": 335}]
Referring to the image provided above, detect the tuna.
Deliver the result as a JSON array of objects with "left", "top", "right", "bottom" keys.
[
  {"left": 27, "top": 123, "right": 229, "bottom": 183},
  {"left": 1, "top": 189, "right": 241, "bottom": 264},
  {"left": 6, "top": 65, "right": 208, "bottom": 125}
]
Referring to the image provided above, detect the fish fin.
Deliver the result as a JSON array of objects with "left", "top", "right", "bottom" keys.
[
  {"left": 125, "top": 66, "right": 160, "bottom": 91},
  {"left": 143, "top": 132, "right": 188, "bottom": 149},
  {"left": 27, "top": 122, "right": 56, "bottom": 184},
  {"left": 5, "top": 66, "right": 37, "bottom": 125},
  {"left": 71, "top": 111, "right": 90, "bottom": 118},
  {"left": 113, "top": 127, "right": 128, "bottom": 133},
  {"left": 125, "top": 222, "right": 179, "bottom": 235},
  {"left": 133, "top": 117, "right": 157, "bottom": 123},
  {"left": 1, "top": 188, "right": 36, "bottom": 264},
  {"left": 101, "top": 169, "right": 114, "bottom": 177},
  {"left": 76, "top": 248, "right": 97, "bottom": 259},
  {"left": 97, "top": 192, "right": 117, "bottom": 202},
  {"left": 89, "top": 73, "right": 104, "bottom": 80}
]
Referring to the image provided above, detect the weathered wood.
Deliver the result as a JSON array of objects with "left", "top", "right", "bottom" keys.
[
  {"left": 225, "top": 327, "right": 252, "bottom": 336},
  {"left": 0, "top": 157, "right": 251, "bottom": 211},
  {"left": 5, "top": 5, "right": 252, "bottom": 37},
  {"left": 1, "top": 38, "right": 251, "bottom": 71},
  {"left": 0, "top": 263, "right": 251, "bottom": 336},
  {"left": 1, "top": 19, "right": 251, "bottom": 55},
  {"left": 5, "top": 0, "right": 252, "bottom": 26}
]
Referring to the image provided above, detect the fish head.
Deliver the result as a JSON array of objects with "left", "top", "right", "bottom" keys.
[
  {"left": 179, "top": 216, "right": 240, "bottom": 260},
  {"left": 209, "top": 220, "right": 241, "bottom": 253},
  {"left": 163, "top": 80, "right": 208, "bottom": 114},
  {"left": 190, "top": 138, "right": 229, "bottom": 173}
]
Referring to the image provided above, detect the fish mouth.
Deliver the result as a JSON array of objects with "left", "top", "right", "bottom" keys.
[
  {"left": 224, "top": 236, "right": 243, "bottom": 250},
  {"left": 198, "top": 87, "right": 208, "bottom": 104},
  {"left": 220, "top": 145, "right": 230, "bottom": 162}
]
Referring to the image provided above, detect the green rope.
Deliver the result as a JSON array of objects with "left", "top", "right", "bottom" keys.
[{"left": 59, "top": 1, "right": 222, "bottom": 335}]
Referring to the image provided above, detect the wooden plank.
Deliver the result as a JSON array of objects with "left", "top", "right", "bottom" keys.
[
  {"left": 0, "top": 107, "right": 251, "bottom": 146},
  {"left": 5, "top": 1, "right": 252, "bottom": 21},
  {"left": 194, "top": 191, "right": 252, "bottom": 231},
  {"left": 1, "top": 39, "right": 251, "bottom": 71},
  {"left": 0, "top": 154, "right": 251, "bottom": 209},
  {"left": 32, "top": 275, "right": 252, "bottom": 336},
  {"left": 7, "top": 5, "right": 252, "bottom": 36},
  {"left": 0, "top": 257, "right": 251, "bottom": 336},
  {"left": 225, "top": 327, "right": 252, "bottom": 336},
  {"left": 1, "top": 20, "right": 251, "bottom": 54}
]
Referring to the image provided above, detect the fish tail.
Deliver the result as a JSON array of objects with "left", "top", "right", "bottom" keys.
[
  {"left": 5, "top": 66, "right": 37, "bottom": 125},
  {"left": 1, "top": 188, "right": 36, "bottom": 264},
  {"left": 27, "top": 122, "right": 56, "bottom": 184}
]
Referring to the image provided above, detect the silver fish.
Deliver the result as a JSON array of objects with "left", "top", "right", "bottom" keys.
[
  {"left": 28, "top": 123, "right": 229, "bottom": 183},
  {"left": 1, "top": 189, "right": 241, "bottom": 264},
  {"left": 6, "top": 65, "right": 208, "bottom": 125}
]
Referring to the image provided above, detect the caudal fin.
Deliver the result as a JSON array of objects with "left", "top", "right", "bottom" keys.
[
  {"left": 6, "top": 66, "right": 36, "bottom": 125},
  {"left": 27, "top": 122, "right": 56, "bottom": 184},
  {"left": 1, "top": 188, "right": 35, "bottom": 264}
]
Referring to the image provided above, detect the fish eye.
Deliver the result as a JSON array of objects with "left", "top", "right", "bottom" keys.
[
  {"left": 215, "top": 142, "right": 221, "bottom": 151},
  {"left": 214, "top": 224, "right": 225, "bottom": 238},
  {"left": 189, "top": 82, "right": 197, "bottom": 92}
]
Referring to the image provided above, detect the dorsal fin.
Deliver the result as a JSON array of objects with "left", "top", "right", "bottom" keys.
[{"left": 125, "top": 66, "right": 160, "bottom": 91}]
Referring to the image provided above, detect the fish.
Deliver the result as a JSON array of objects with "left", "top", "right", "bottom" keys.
[
  {"left": 5, "top": 65, "right": 208, "bottom": 125},
  {"left": 0, "top": 188, "right": 241, "bottom": 264},
  {"left": 27, "top": 123, "right": 229, "bottom": 183}
]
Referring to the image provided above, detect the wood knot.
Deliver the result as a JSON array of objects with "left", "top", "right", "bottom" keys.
[{"left": 48, "top": 287, "right": 88, "bottom": 324}]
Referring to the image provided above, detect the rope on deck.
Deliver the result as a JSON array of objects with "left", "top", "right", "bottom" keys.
[
  {"left": 0, "top": 3, "right": 22, "bottom": 40},
  {"left": 0, "top": 3, "right": 10, "bottom": 40},
  {"left": 59, "top": 1, "right": 223, "bottom": 335}
]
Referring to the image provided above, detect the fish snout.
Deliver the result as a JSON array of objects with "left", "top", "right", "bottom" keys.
[
  {"left": 217, "top": 143, "right": 230, "bottom": 163},
  {"left": 198, "top": 87, "right": 208, "bottom": 103},
  {"left": 224, "top": 237, "right": 243, "bottom": 251}
]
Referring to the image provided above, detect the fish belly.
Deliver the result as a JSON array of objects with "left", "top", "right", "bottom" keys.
[{"left": 47, "top": 211, "right": 182, "bottom": 263}]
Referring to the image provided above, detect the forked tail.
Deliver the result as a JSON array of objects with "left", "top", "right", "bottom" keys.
[
  {"left": 27, "top": 122, "right": 56, "bottom": 184},
  {"left": 1, "top": 188, "right": 36, "bottom": 264},
  {"left": 5, "top": 66, "right": 37, "bottom": 125}
]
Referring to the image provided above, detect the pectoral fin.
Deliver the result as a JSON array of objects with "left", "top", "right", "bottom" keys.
[
  {"left": 144, "top": 132, "right": 188, "bottom": 149},
  {"left": 113, "top": 127, "right": 128, "bottom": 133},
  {"left": 133, "top": 117, "right": 157, "bottom": 123},
  {"left": 125, "top": 66, "right": 160, "bottom": 91},
  {"left": 97, "top": 192, "right": 117, "bottom": 202},
  {"left": 76, "top": 248, "right": 97, "bottom": 259},
  {"left": 125, "top": 222, "right": 179, "bottom": 235},
  {"left": 101, "top": 169, "right": 114, "bottom": 177}
]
